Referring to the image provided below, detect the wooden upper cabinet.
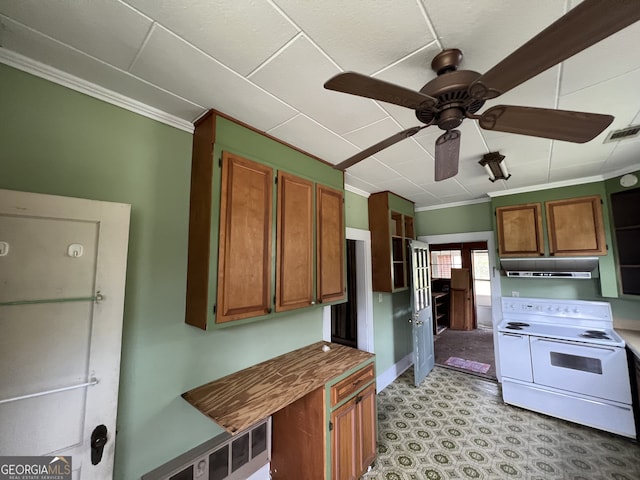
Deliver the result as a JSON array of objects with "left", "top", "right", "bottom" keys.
[
  {"left": 496, "top": 203, "right": 544, "bottom": 257},
  {"left": 316, "top": 184, "right": 345, "bottom": 304},
  {"left": 216, "top": 152, "right": 273, "bottom": 323},
  {"left": 545, "top": 195, "right": 607, "bottom": 256},
  {"left": 369, "top": 192, "right": 414, "bottom": 292},
  {"left": 276, "top": 172, "right": 314, "bottom": 312}
]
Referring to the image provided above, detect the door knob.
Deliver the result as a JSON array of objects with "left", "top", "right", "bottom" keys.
[
  {"left": 91, "top": 424, "right": 108, "bottom": 465},
  {"left": 416, "top": 320, "right": 424, "bottom": 326}
]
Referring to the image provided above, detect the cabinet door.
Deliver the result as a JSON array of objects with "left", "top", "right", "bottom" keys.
[
  {"left": 357, "top": 384, "right": 377, "bottom": 475},
  {"left": 216, "top": 152, "right": 273, "bottom": 323},
  {"left": 276, "top": 172, "right": 314, "bottom": 311},
  {"left": 496, "top": 203, "right": 544, "bottom": 257},
  {"left": 317, "top": 184, "right": 345, "bottom": 303},
  {"left": 331, "top": 398, "right": 358, "bottom": 480},
  {"left": 545, "top": 195, "right": 607, "bottom": 256}
]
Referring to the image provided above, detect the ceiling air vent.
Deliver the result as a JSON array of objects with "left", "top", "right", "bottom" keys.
[{"left": 603, "top": 125, "right": 640, "bottom": 143}]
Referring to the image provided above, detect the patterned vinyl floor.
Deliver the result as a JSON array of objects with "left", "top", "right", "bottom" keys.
[{"left": 362, "top": 366, "right": 640, "bottom": 480}]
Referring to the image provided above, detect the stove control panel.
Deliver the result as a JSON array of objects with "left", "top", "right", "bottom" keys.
[{"left": 502, "top": 297, "right": 611, "bottom": 321}]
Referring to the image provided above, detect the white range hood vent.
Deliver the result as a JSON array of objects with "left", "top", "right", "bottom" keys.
[{"left": 500, "top": 257, "right": 599, "bottom": 279}]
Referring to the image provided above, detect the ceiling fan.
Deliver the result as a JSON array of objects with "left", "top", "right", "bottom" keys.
[{"left": 324, "top": 0, "right": 640, "bottom": 181}]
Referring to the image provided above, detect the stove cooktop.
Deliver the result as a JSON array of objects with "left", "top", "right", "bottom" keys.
[{"left": 499, "top": 297, "right": 624, "bottom": 347}]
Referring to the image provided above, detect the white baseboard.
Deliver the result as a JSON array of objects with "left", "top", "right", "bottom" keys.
[{"left": 376, "top": 353, "right": 413, "bottom": 393}]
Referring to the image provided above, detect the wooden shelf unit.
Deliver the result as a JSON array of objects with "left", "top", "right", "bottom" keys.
[
  {"left": 431, "top": 291, "right": 449, "bottom": 335},
  {"left": 611, "top": 188, "right": 640, "bottom": 295},
  {"left": 369, "top": 192, "right": 415, "bottom": 292}
]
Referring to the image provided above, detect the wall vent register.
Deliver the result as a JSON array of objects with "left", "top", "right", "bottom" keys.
[{"left": 141, "top": 418, "right": 270, "bottom": 480}]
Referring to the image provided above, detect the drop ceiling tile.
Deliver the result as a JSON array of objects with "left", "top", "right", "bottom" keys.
[
  {"left": 411, "top": 193, "right": 443, "bottom": 208},
  {"left": 124, "top": 0, "right": 298, "bottom": 76},
  {"left": 130, "top": 25, "right": 297, "bottom": 131},
  {"left": 602, "top": 142, "right": 640, "bottom": 171},
  {"left": 267, "top": 115, "right": 359, "bottom": 164},
  {"left": 390, "top": 156, "right": 435, "bottom": 185},
  {"left": 0, "top": 0, "right": 151, "bottom": 70},
  {"left": 0, "top": 16, "right": 204, "bottom": 121},
  {"left": 437, "top": 193, "right": 477, "bottom": 204},
  {"left": 419, "top": 181, "right": 469, "bottom": 197},
  {"left": 548, "top": 161, "right": 604, "bottom": 182},
  {"left": 561, "top": 22, "right": 640, "bottom": 95},
  {"left": 423, "top": 0, "right": 565, "bottom": 74},
  {"left": 344, "top": 173, "right": 377, "bottom": 194},
  {"left": 346, "top": 159, "right": 401, "bottom": 184},
  {"left": 481, "top": 68, "right": 559, "bottom": 110},
  {"left": 559, "top": 68, "right": 640, "bottom": 127},
  {"left": 273, "top": 0, "right": 433, "bottom": 74},
  {"left": 373, "top": 137, "right": 431, "bottom": 167},
  {"left": 374, "top": 177, "right": 425, "bottom": 197},
  {"left": 483, "top": 131, "right": 552, "bottom": 165},
  {"left": 343, "top": 118, "right": 403, "bottom": 149},
  {"left": 250, "top": 35, "right": 387, "bottom": 134},
  {"left": 371, "top": 43, "right": 442, "bottom": 90}
]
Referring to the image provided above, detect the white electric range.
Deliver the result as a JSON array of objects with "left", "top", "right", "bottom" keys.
[{"left": 498, "top": 297, "right": 636, "bottom": 438}]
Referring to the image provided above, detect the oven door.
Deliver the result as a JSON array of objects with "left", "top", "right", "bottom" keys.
[
  {"left": 498, "top": 332, "right": 532, "bottom": 382},
  {"left": 530, "top": 336, "right": 631, "bottom": 404}
]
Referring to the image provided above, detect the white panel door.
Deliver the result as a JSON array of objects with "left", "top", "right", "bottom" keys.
[
  {"left": 408, "top": 240, "right": 434, "bottom": 387},
  {"left": 0, "top": 189, "right": 130, "bottom": 479}
]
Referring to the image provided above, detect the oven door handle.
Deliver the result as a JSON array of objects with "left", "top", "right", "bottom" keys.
[{"left": 531, "top": 337, "right": 617, "bottom": 353}]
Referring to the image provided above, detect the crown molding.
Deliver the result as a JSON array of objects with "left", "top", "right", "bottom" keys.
[
  {"left": 415, "top": 196, "right": 491, "bottom": 212},
  {"left": 0, "top": 48, "right": 195, "bottom": 133},
  {"left": 601, "top": 163, "right": 640, "bottom": 181},
  {"left": 344, "top": 183, "right": 371, "bottom": 198},
  {"left": 486, "top": 175, "right": 603, "bottom": 198}
]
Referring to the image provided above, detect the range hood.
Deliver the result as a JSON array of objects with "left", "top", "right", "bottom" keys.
[{"left": 500, "top": 257, "right": 599, "bottom": 279}]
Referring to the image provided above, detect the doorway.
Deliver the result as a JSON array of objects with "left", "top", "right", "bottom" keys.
[
  {"left": 420, "top": 231, "right": 503, "bottom": 380},
  {"left": 323, "top": 227, "right": 374, "bottom": 354},
  {"left": 331, "top": 239, "right": 357, "bottom": 347}
]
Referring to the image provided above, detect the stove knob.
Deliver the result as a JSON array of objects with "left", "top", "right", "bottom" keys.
[{"left": 573, "top": 308, "right": 579, "bottom": 314}]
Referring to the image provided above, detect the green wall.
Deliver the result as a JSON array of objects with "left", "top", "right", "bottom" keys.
[
  {"left": 0, "top": 64, "right": 327, "bottom": 479},
  {"left": 415, "top": 200, "right": 492, "bottom": 236},
  {"left": 345, "top": 190, "right": 369, "bottom": 230}
]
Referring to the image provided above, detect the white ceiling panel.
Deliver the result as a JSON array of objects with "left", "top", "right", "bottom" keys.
[
  {"left": 0, "top": 0, "right": 151, "bottom": 70},
  {"left": 372, "top": 43, "right": 442, "bottom": 90},
  {"left": 2, "top": 1, "right": 639, "bottom": 209},
  {"left": 273, "top": 0, "right": 434, "bottom": 75},
  {"left": 250, "top": 35, "right": 387, "bottom": 134},
  {"left": 347, "top": 159, "right": 401, "bottom": 184},
  {"left": 344, "top": 173, "right": 377, "bottom": 194},
  {"left": 343, "top": 117, "right": 404, "bottom": 149},
  {"left": 130, "top": 25, "right": 298, "bottom": 131},
  {"left": 124, "top": 0, "right": 298, "bottom": 76},
  {"left": 267, "top": 115, "right": 359, "bottom": 164},
  {"left": 0, "top": 16, "right": 205, "bottom": 122},
  {"left": 561, "top": 22, "right": 640, "bottom": 96},
  {"left": 548, "top": 161, "right": 604, "bottom": 182},
  {"left": 423, "top": 0, "right": 565, "bottom": 74}
]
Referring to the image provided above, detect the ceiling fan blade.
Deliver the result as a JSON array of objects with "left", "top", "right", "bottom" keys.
[
  {"left": 325, "top": 72, "right": 437, "bottom": 109},
  {"left": 478, "top": 105, "right": 613, "bottom": 143},
  {"left": 434, "top": 130, "right": 461, "bottom": 181},
  {"left": 469, "top": 0, "right": 640, "bottom": 100},
  {"left": 334, "top": 125, "right": 429, "bottom": 171}
]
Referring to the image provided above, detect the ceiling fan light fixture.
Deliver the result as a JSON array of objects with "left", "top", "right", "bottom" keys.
[{"left": 479, "top": 152, "right": 510, "bottom": 182}]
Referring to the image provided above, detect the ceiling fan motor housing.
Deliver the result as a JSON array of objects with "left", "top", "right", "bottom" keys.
[{"left": 416, "top": 69, "right": 485, "bottom": 129}]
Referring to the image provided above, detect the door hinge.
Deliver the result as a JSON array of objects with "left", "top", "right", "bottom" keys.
[
  {"left": 213, "top": 304, "right": 217, "bottom": 314},
  {"left": 275, "top": 176, "right": 278, "bottom": 184},
  {"left": 329, "top": 421, "right": 333, "bottom": 431},
  {"left": 219, "top": 157, "right": 222, "bottom": 167}
]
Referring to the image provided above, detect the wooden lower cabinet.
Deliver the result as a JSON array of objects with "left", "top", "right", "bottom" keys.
[{"left": 271, "top": 362, "right": 376, "bottom": 479}]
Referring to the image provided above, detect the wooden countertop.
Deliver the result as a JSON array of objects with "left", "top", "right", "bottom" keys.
[
  {"left": 182, "top": 341, "right": 374, "bottom": 434},
  {"left": 617, "top": 329, "right": 640, "bottom": 358}
]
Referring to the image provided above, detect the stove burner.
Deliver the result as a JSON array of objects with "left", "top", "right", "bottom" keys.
[
  {"left": 507, "top": 322, "right": 530, "bottom": 327},
  {"left": 580, "top": 330, "right": 611, "bottom": 340},
  {"left": 505, "top": 326, "right": 523, "bottom": 330}
]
